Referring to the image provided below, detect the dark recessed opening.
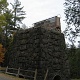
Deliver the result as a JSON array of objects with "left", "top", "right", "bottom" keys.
[{"left": 53, "top": 75, "right": 61, "bottom": 80}]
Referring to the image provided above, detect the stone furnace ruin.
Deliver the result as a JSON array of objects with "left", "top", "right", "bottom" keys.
[{"left": 9, "top": 16, "right": 70, "bottom": 80}]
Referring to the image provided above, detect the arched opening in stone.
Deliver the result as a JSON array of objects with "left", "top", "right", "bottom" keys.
[{"left": 53, "top": 75, "right": 61, "bottom": 80}]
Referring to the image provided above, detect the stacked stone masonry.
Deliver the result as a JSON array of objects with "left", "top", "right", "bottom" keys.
[{"left": 9, "top": 17, "right": 70, "bottom": 80}]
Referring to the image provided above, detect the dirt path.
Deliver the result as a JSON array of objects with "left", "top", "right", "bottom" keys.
[{"left": 0, "top": 73, "right": 26, "bottom": 80}]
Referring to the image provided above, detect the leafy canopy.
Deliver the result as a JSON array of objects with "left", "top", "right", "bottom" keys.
[
  {"left": 64, "top": 0, "right": 80, "bottom": 28},
  {"left": 64, "top": 0, "right": 80, "bottom": 47}
]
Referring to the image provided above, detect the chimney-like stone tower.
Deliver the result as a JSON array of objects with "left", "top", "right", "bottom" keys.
[
  {"left": 34, "top": 16, "right": 61, "bottom": 33},
  {"left": 9, "top": 16, "right": 70, "bottom": 80}
]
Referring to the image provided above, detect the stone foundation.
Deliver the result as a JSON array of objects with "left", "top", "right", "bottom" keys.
[{"left": 9, "top": 27, "right": 70, "bottom": 80}]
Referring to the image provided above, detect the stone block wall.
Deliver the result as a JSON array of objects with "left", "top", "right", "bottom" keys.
[
  {"left": 9, "top": 27, "right": 70, "bottom": 80},
  {"left": 34, "top": 16, "right": 61, "bottom": 33}
]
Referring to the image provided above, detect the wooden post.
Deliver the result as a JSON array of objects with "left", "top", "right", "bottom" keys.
[
  {"left": 34, "top": 69, "right": 37, "bottom": 80},
  {"left": 5, "top": 66, "right": 8, "bottom": 73},
  {"left": 44, "top": 69, "right": 48, "bottom": 80},
  {"left": 17, "top": 67, "right": 20, "bottom": 77}
]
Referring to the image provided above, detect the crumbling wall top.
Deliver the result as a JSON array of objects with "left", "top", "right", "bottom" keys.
[{"left": 34, "top": 16, "right": 61, "bottom": 33}]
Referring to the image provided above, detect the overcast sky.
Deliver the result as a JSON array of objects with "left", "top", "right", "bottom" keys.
[{"left": 7, "top": 0, "right": 66, "bottom": 32}]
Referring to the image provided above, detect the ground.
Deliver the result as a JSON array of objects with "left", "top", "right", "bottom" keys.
[
  {"left": 0, "top": 67, "right": 79, "bottom": 80},
  {"left": 0, "top": 73, "right": 27, "bottom": 80},
  {"left": 0, "top": 73, "right": 80, "bottom": 80}
]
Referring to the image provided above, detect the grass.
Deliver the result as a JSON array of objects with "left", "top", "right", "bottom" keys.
[{"left": 0, "top": 73, "right": 28, "bottom": 80}]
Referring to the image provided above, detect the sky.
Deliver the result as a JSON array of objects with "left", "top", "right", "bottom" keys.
[{"left": 7, "top": 0, "right": 66, "bottom": 32}]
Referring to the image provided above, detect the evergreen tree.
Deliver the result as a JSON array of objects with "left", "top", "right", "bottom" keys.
[{"left": 11, "top": 0, "right": 26, "bottom": 28}]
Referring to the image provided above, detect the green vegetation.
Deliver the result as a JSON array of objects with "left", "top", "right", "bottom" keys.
[
  {"left": 11, "top": 0, "right": 26, "bottom": 28},
  {"left": 64, "top": 0, "right": 80, "bottom": 47},
  {"left": 0, "top": 0, "right": 26, "bottom": 66},
  {"left": 64, "top": 0, "right": 80, "bottom": 79},
  {"left": 67, "top": 48, "right": 80, "bottom": 79}
]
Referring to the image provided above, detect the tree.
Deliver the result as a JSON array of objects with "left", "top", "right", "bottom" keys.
[
  {"left": 64, "top": 1, "right": 80, "bottom": 78},
  {"left": 64, "top": 0, "right": 80, "bottom": 47},
  {"left": 75, "top": 48, "right": 80, "bottom": 78},
  {"left": 11, "top": 0, "right": 26, "bottom": 28},
  {"left": 64, "top": 0, "right": 80, "bottom": 28},
  {"left": 0, "top": 0, "right": 26, "bottom": 66},
  {"left": 0, "top": 44, "right": 5, "bottom": 63},
  {"left": 0, "top": 0, "right": 8, "bottom": 27},
  {"left": 0, "top": 0, "right": 26, "bottom": 47},
  {"left": 0, "top": 9, "right": 15, "bottom": 48},
  {"left": 0, "top": 0, "right": 8, "bottom": 13},
  {"left": 3, "top": 9, "right": 14, "bottom": 36},
  {"left": 0, "top": 0, "right": 8, "bottom": 46},
  {"left": 67, "top": 46, "right": 77, "bottom": 78},
  {"left": 64, "top": 26, "right": 77, "bottom": 47}
]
